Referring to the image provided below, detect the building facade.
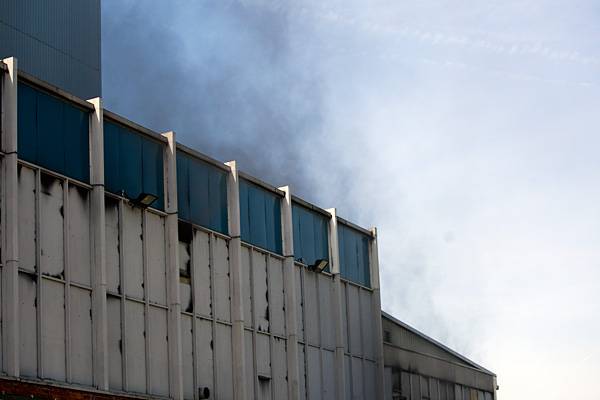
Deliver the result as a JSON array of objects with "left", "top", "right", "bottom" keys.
[
  {"left": 0, "top": 59, "right": 385, "bottom": 399},
  {"left": 0, "top": 0, "right": 101, "bottom": 99},
  {"left": 382, "top": 312, "right": 497, "bottom": 400}
]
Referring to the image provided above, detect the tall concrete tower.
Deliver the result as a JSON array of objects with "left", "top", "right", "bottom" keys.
[{"left": 0, "top": 0, "right": 101, "bottom": 98}]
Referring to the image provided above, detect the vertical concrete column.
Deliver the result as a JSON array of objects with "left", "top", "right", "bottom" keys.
[
  {"left": 369, "top": 227, "right": 385, "bottom": 400},
  {"left": 225, "top": 161, "right": 247, "bottom": 400},
  {"left": 279, "top": 186, "right": 300, "bottom": 400},
  {"left": 162, "top": 131, "right": 183, "bottom": 400},
  {"left": 87, "top": 97, "right": 109, "bottom": 390},
  {"left": 1, "top": 57, "right": 19, "bottom": 377},
  {"left": 326, "top": 208, "right": 346, "bottom": 400}
]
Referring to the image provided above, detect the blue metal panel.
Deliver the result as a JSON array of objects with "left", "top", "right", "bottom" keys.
[
  {"left": 292, "top": 203, "right": 329, "bottom": 268},
  {"left": 17, "top": 82, "right": 37, "bottom": 162},
  {"left": 239, "top": 179, "right": 282, "bottom": 254},
  {"left": 63, "top": 102, "right": 89, "bottom": 182},
  {"left": 104, "top": 121, "right": 164, "bottom": 210},
  {"left": 189, "top": 159, "right": 209, "bottom": 227},
  {"left": 17, "top": 82, "right": 89, "bottom": 182},
  {"left": 103, "top": 122, "right": 121, "bottom": 195},
  {"left": 142, "top": 138, "right": 164, "bottom": 210},
  {"left": 208, "top": 165, "right": 228, "bottom": 233},
  {"left": 338, "top": 223, "right": 371, "bottom": 287},
  {"left": 176, "top": 151, "right": 229, "bottom": 234},
  {"left": 176, "top": 155, "right": 190, "bottom": 221},
  {"left": 36, "top": 88, "right": 64, "bottom": 173},
  {"left": 118, "top": 127, "right": 142, "bottom": 198}
]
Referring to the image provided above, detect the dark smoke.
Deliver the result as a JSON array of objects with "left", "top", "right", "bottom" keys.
[{"left": 102, "top": 1, "right": 329, "bottom": 203}]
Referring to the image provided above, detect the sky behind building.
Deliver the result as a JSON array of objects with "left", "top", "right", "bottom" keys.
[{"left": 102, "top": 1, "right": 600, "bottom": 398}]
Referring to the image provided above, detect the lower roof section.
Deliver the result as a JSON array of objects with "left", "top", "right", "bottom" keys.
[{"left": 382, "top": 310, "right": 496, "bottom": 393}]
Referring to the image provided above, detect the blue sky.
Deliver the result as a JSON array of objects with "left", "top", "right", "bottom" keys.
[{"left": 103, "top": 2, "right": 600, "bottom": 398}]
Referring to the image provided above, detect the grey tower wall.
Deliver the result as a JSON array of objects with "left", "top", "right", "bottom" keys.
[{"left": 0, "top": 0, "right": 101, "bottom": 99}]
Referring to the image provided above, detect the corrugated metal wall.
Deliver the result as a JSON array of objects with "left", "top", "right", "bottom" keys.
[
  {"left": 0, "top": 0, "right": 101, "bottom": 99},
  {"left": 384, "top": 368, "right": 494, "bottom": 400}
]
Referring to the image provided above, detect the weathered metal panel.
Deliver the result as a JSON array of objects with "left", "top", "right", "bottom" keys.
[
  {"left": 318, "top": 274, "right": 335, "bottom": 350},
  {"left": 181, "top": 315, "right": 194, "bottom": 400},
  {"left": 106, "top": 295, "right": 123, "bottom": 391},
  {"left": 484, "top": 392, "right": 493, "bottom": 400},
  {"left": 344, "top": 355, "right": 352, "bottom": 400},
  {"left": 17, "top": 165, "right": 36, "bottom": 273},
  {"left": 244, "top": 330, "right": 255, "bottom": 398},
  {"left": 347, "top": 284, "right": 362, "bottom": 356},
  {"left": 298, "top": 344, "right": 307, "bottom": 400},
  {"left": 255, "top": 332, "right": 271, "bottom": 377},
  {"left": 69, "top": 286, "right": 93, "bottom": 385},
  {"left": 215, "top": 323, "right": 233, "bottom": 399},
  {"left": 179, "top": 241, "right": 193, "bottom": 314},
  {"left": 146, "top": 213, "right": 167, "bottom": 305},
  {"left": 122, "top": 204, "right": 144, "bottom": 299},
  {"left": 148, "top": 306, "right": 169, "bottom": 396},
  {"left": 306, "top": 346, "right": 322, "bottom": 400},
  {"left": 257, "top": 374, "right": 272, "bottom": 400},
  {"left": 257, "top": 335, "right": 273, "bottom": 399},
  {"left": 410, "top": 373, "right": 421, "bottom": 400},
  {"left": 272, "top": 337, "right": 288, "bottom": 400},
  {"left": 363, "top": 360, "right": 376, "bottom": 400},
  {"left": 124, "top": 300, "right": 146, "bottom": 393},
  {"left": 40, "top": 174, "right": 64, "bottom": 278},
  {"left": 42, "top": 278, "right": 66, "bottom": 381},
  {"left": 303, "top": 271, "right": 319, "bottom": 346},
  {"left": 242, "top": 246, "right": 253, "bottom": 327},
  {"left": 478, "top": 390, "right": 485, "bottom": 400},
  {"left": 454, "top": 384, "right": 462, "bottom": 400},
  {"left": 360, "top": 289, "right": 374, "bottom": 359},
  {"left": 252, "top": 250, "right": 269, "bottom": 332},
  {"left": 421, "top": 376, "right": 430, "bottom": 399},
  {"left": 384, "top": 367, "right": 393, "bottom": 400},
  {"left": 213, "top": 236, "right": 231, "bottom": 322},
  {"left": 193, "top": 230, "right": 211, "bottom": 317},
  {"left": 269, "top": 257, "right": 285, "bottom": 336},
  {"left": 400, "top": 371, "right": 411, "bottom": 400},
  {"left": 321, "top": 349, "right": 336, "bottom": 399},
  {"left": 430, "top": 378, "right": 440, "bottom": 400},
  {"left": 351, "top": 358, "right": 364, "bottom": 400},
  {"left": 68, "top": 185, "right": 91, "bottom": 286},
  {"left": 18, "top": 272, "right": 37, "bottom": 377},
  {"left": 342, "top": 282, "right": 349, "bottom": 352},
  {"left": 295, "top": 266, "right": 304, "bottom": 341},
  {"left": 105, "top": 197, "right": 120, "bottom": 294},
  {"left": 196, "top": 318, "right": 214, "bottom": 396}
]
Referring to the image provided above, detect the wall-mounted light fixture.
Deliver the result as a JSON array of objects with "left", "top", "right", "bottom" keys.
[
  {"left": 310, "top": 259, "right": 329, "bottom": 273},
  {"left": 132, "top": 192, "right": 158, "bottom": 208}
]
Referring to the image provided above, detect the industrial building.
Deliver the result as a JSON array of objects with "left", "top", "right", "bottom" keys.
[
  {"left": 0, "top": 2, "right": 496, "bottom": 400},
  {"left": 0, "top": 0, "right": 101, "bottom": 99},
  {"left": 382, "top": 312, "right": 497, "bottom": 400}
]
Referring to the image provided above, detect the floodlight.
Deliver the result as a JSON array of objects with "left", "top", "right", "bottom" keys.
[
  {"left": 133, "top": 192, "right": 158, "bottom": 207},
  {"left": 311, "top": 259, "right": 329, "bottom": 273}
]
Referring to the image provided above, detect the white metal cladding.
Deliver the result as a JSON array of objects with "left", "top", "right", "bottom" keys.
[
  {"left": 241, "top": 243, "right": 290, "bottom": 400},
  {"left": 178, "top": 226, "right": 235, "bottom": 399},
  {"left": 104, "top": 195, "right": 171, "bottom": 396},
  {"left": 16, "top": 164, "right": 94, "bottom": 385}
]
